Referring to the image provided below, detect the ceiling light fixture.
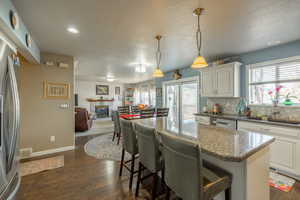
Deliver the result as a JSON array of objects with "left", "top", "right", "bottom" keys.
[
  {"left": 153, "top": 35, "right": 164, "bottom": 78},
  {"left": 135, "top": 64, "right": 146, "bottom": 73},
  {"left": 191, "top": 8, "right": 208, "bottom": 69},
  {"left": 67, "top": 27, "right": 79, "bottom": 34},
  {"left": 107, "top": 77, "right": 115, "bottom": 82}
]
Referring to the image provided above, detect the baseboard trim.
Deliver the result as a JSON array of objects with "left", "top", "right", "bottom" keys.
[{"left": 22, "top": 146, "right": 75, "bottom": 159}]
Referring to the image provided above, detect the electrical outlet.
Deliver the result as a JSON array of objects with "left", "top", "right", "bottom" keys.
[{"left": 50, "top": 136, "right": 55, "bottom": 142}]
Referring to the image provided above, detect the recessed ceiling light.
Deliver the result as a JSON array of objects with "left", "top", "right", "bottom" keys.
[
  {"left": 67, "top": 27, "right": 79, "bottom": 34},
  {"left": 267, "top": 40, "right": 281, "bottom": 46}
]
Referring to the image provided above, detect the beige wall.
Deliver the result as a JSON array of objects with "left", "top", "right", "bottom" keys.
[{"left": 19, "top": 52, "right": 74, "bottom": 153}]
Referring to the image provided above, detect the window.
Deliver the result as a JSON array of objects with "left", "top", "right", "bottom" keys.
[
  {"left": 248, "top": 56, "right": 300, "bottom": 105},
  {"left": 133, "top": 83, "right": 156, "bottom": 106}
]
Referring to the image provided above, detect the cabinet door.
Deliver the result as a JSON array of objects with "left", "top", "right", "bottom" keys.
[
  {"left": 215, "top": 64, "right": 234, "bottom": 97},
  {"left": 270, "top": 137, "right": 298, "bottom": 174},
  {"left": 200, "top": 68, "right": 215, "bottom": 97}
]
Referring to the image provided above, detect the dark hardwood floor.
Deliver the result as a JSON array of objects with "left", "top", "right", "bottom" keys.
[{"left": 17, "top": 134, "right": 300, "bottom": 200}]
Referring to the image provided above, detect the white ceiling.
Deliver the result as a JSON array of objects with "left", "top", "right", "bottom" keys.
[{"left": 12, "top": 0, "right": 300, "bottom": 83}]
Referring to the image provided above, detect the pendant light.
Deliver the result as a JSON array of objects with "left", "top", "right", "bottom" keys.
[
  {"left": 191, "top": 8, "right": 208, "bottom": 69},
  {"left": 153, "top": 35, "right": 164, "bottom": 78}
]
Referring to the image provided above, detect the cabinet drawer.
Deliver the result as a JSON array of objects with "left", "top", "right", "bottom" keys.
[{"left": 238, "top": 121, "right": 300, "bottom": 138}]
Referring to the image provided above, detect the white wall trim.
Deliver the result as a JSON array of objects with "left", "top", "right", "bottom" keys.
[{"left": 22, "top": 146, "right": 75, "bottom": 159}]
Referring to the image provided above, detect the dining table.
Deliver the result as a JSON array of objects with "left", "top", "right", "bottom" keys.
[{"left": 131, "top": 117, "right": 275, "bottom": 200}]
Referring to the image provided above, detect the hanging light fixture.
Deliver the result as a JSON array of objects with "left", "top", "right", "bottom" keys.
[
  {"left": 153, "top": 35, "right": 164, "bottom": 78},
  {"left": 191, "top": 8, "right": 208, "bottom": 69}
]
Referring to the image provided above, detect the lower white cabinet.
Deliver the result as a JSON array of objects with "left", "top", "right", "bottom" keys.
[{"left": 238, "top": 121, "right": 300, "bottom": 177}]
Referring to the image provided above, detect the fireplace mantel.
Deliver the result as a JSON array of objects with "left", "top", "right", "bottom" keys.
[{"left": 86, "top": 98, "right": 114, "bottom": 102}]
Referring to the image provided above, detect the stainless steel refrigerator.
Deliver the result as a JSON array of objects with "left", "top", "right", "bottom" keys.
[{"left": 0, "top": 38, "right": 21, "bottom": 199}]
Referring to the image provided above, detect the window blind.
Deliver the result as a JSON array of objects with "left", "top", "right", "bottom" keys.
[{"left": 249, "top": 59, "right": 300, "bottom": 85}]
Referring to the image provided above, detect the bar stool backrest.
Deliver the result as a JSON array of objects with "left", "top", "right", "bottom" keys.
[
  {"left": 120, "top": 119, "right": 138, "bottom": 155},
  {"left": 130, "top": 106, "right": 140, "bottom": 114},
  {"left": 135, "top": 123, "right": 161, "bottom": 172},
  {"left": 118, "top": 106, "right": 130, "bottom": 114},
  {"left": 160, "top": 132, "right": 203, "bottom": 200},
  {"left": 156, "top": 108, "right": 169, "bottom": 117},
  {"left": 140, "top": 108, "right": 155, "bottom": 118}
]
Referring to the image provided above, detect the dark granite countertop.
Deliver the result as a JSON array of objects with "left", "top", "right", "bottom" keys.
[
  {"left": 195, "top": 113, "right": 300, "bottom": 128},
  {"left": 132, "top": 118, "right": 275, "bottom": 162}
]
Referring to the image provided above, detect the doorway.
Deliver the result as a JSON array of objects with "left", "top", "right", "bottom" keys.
[{"left": 163, "top": 77, "right": 199, "bottom": 136}]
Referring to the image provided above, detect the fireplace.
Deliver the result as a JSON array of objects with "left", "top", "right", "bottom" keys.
[{"left": 95, "top": 105, "right": 109, "bottom": 118}]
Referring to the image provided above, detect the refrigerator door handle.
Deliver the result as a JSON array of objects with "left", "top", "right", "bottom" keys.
[{"left": 6, "top": 57, "right": 20, "bottom": 171}]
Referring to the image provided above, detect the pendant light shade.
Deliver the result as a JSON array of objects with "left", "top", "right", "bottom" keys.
[
  {"left": 153, "top": 35, "right": 164, "bottom": 78},
  {"left": 191, "top": 8, "right": 208, "bottom": 69},
  {"left": 191, "top": 55, "right": 208, "bottom": 68},
  {"left": 153, "top": 68, "right": 164, "bottom": 77}
]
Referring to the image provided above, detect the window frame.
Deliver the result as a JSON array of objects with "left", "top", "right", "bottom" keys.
[{"left": 246, "top": 55, "right": 300, "bottom": 107}]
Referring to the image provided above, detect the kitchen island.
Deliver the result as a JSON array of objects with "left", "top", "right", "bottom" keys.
[{"left": 132, "top": 117, "right": 275, "bottom": 200}]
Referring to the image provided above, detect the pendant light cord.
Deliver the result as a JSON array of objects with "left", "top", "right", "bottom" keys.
[
  {"left": 196, "top": 14, "right": 202, "bottom": 56},
  {"left": 156, "top": 37, "right": 162, "bottom": 69}
]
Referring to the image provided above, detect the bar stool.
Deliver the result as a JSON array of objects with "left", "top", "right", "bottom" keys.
[
  {"left": 118, "top": 106, "right": 130, "bottom": 114},
  {"left": 112, "top": 111, "right": 121, "bottom": 145},
  {"left": 130, "top": 105, "right": 140, "bottom": 114},
  {"left": 156, "top": 108, "right": 169, "bottom": 117},
  {"left": 140, "top": 108, "right": 156, "bottom": 118},
  {"left": 160, "top": 133, "right": 232, "bottom": 200},
  {"left": 119, "top": 119, "right": 139, "bottom": 189},
  {"left": 135, "top": 123, "right": 164, "bottom": 200}
]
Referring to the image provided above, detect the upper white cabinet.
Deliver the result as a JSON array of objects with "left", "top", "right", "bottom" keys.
[{"left": 200, "top": 62, "right": 242, "bottom": 97}]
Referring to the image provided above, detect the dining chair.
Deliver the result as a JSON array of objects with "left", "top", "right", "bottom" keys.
[
  {"left": 112, "top": 111, "right": 121, "bottom": 144},
  {"left": 140, "top": 108, "right": 156, "bottom": 118},
  {"left": 135, "top": 123, "right": 164, "bottom": 200},
  {"left": 156, "top": 108, "right": 169, "bottom": 117},
  {"left": 119, "top": 119, "right": 139, "bottom": 189},
  {"left": 118, "top": 106, "right": 130, "bottom": 114},
  {"left": 130, "top": 105, "right": 140, "bottom": 114},
  {"left": 160, "top": 133, "right": 232, "bottom": 200}
]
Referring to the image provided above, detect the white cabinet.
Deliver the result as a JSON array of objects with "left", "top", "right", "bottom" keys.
[
  {"left": 238, "top": 121, "right": 300, "bottom": 177},
  {"left": 200, "top": 62, "right": 241, "bottom": 97}
]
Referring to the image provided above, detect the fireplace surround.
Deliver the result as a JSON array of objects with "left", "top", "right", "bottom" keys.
[{"left": 95, "top": 105, "right": 109, "bottom": 118}]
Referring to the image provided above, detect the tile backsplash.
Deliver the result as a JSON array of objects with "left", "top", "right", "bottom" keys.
[
  {"left": 206, "top": 98, "right": 300, "bottom": 120},
  {"left": 206, "top": 98, "right": 241, "bottom": 114}
]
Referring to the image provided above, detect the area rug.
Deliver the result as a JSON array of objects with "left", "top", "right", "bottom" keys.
[
  {"left": 20, "top": 155, "right": 64, "bottom": 176},
  {"left": 269, "top": 171, "right": 295, "bottom": 192},
  {"left": 84, "top": 134, "right": 131, "bottom": 161},
  {"left": 76, "top": 118, "right": 114, "bottom": 137}
]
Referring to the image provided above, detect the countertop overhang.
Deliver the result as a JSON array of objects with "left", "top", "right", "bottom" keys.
[{"left": 132, "top": 118, "right": 275, "bottom": 162}]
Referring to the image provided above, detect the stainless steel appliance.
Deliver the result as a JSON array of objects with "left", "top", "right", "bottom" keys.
[
  {"left": 215, "top": 118, "right": 237, "bottom": 130},
  {"left": 0, "top": 37, "right": 21, "bottom": 200}
]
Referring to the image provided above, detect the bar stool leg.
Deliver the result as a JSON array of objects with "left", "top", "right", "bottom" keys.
[
  {"left": 135, "top": 162, "right": 142, "bottom": 197},
  {"left": 129, "top": 154, "right": 135, "bottom": 189},
  {"left": 165, "top": 186, "right": 170, "bottom": 200},
  {"left": 119, "top": 149, "right": 125, "bottom": 177},
  {"left": 225, "top": 187, "right": 231, "bottom": 200},
  {"left": 112, "top": 131, "right": 116, "bottom": 141},
  {"left": 152, "top": 172, "right": 158, "bottom": 200},
  {"left": 117, "top": 132, "right": 121, "bottom": 145}
]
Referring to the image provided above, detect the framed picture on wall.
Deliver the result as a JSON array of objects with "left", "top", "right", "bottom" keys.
[
  {"left": 115, "top": 86, "right": 120, "bottom": 95},
  {"left": 96, "top": 85, "right": 109, "bottom": 95},
  {"left": 43, "top": 81, "right": 70, "bottom": 99},
  {"left": 156, "top": 88, "right": 162, "bottom": 97}
]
